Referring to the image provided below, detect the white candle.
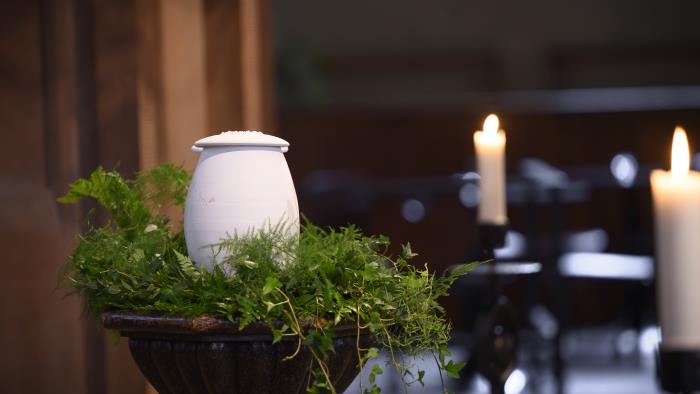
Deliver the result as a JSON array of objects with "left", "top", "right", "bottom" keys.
[
  {"left": 651, "top": 126, "right": 700, "bottom": 349},
  {"left": 474, "top": 114, "right": 508, "bottom": 225}
]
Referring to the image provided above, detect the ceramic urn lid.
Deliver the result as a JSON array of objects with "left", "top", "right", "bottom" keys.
[{"left": 193, "top": 131, "right": 290, "bottom": 149}]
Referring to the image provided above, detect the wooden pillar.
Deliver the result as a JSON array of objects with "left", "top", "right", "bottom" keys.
[
  {"left": 138, "top": 0, "right": 208, "bottom": 172},
  {"left": 138, "top": 0, "right": 276, "bottom": 175},
  {"left": 240, "top": 0, "right": 275, "bottom": 132},
  {"left": 204, "top": 0, "right": 244, "bottom": 132},
  {"left": 0, "top": 0, "right": 85, "bottom": 392}
]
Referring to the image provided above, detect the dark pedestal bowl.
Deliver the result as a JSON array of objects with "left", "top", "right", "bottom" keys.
[{"left": 102, "top": 311, "right": 371, "bottom": 394}]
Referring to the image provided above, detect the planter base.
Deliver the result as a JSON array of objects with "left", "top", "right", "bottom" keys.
[{"left": 103, "top": 312, "right": 371, "bottom": 394}]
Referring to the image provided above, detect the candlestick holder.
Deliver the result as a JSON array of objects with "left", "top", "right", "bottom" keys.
[
  {"left": 658, "top": 347, "right": 700, "bottom": 393},
  {"left": 478, "top": 223, "right": 507, "bottom": 257},
  {"left": 474, "top": 223, "right": 517, "bottom": 394}
]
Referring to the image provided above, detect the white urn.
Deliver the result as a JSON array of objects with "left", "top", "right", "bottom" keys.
[{"left": 184, "top": 131, "right": 299, "bottom": 272}]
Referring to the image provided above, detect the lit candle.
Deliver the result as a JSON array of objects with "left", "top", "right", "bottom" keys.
[
  {"left": 473, "top": 114, "right": 507, "bottom": 225},
  {"left": 651, "top": 126, "right": 700, "bottom": 349}
]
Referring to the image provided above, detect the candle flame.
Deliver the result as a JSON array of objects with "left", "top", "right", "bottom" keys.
[
  {"left": 483, "top": 114, "right": 499, "bottom": 136},
  {"left": 671, "top": 126, "right": 690, "bottom": 181}
]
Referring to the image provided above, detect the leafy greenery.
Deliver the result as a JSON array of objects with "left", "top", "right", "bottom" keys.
[{"left": 60, "top": 164, "right": 478, "bottom": 394}]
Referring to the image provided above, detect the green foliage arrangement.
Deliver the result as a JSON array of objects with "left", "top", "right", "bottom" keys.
[{"left": 59, "top": 164, "right": 478, "bottom": 394}]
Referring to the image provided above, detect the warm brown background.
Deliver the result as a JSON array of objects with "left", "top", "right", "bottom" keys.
[{"left": 0, "top": 0, "right": 273, "bottom": 393}]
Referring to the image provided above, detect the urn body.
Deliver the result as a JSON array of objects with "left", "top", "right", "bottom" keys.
[{"left": 184, "top": 132, "right": 299, "bottom": 271}]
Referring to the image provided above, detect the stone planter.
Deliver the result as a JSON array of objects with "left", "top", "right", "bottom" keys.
[{"left": 102, "top": 311, "right": 371, "bottom": 394}]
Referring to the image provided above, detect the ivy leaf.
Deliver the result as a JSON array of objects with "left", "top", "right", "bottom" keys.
[
  {"left": 264, "top": 300, "right": 282, "bottom": 313},
  {"left": 368, "top": 364, "right": 383, "bottom": 385},
  {"left": 366, "top": 347, "right": 379, "bottom": 359},
  {"left": 417, "top": 369, "right": 426, "bottom": 385},
  {"left": 271, "top": 328, "right": 283, "bottom": 344},
  {"left": 443, "top": 360, "right": 465, "bottom": 379},
  {"left": 262, "top": 276, "right": 282, "bottom": 295},
  {"left": 438, "top": 345, "right": 451, "bottom": 365},
  {"left": 437, "top": 346, "right": 465, "bottom": 379},
  {"left": 304, "top": 330, "right": 334, "bottom": 359}
]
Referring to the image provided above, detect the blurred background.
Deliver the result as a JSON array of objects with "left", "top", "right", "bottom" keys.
[{"left": 3, "top": 0, "right": 700, "bottom": 393}]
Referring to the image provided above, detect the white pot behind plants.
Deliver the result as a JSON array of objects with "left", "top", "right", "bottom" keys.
[{"left": 184, "top": 131, "right": 299, "bottom": 272}]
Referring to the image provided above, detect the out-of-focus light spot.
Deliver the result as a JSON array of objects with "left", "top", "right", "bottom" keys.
[
  {"left": 616, "top": 329, "right": 637, "bottom": 355},
  {"left": 610, "top": 153, "right": 638, "bottom": 188},
  {"left": 461, "top": 171, "right": 481, "bottom": 181},
  {"left": 562, "top": 228, "right": 609, "bottom": 253},
  {"left": 505, "top": 369, "right": 527, "bottom": 394},
  {"left": 559, "top": 252, "right": 654, "bottom": 280},
  {"left": 494, "top": 230, "right": 526, "bottom": 259},
  {"left": 639, "top": 326, "right": 660, "bottom": 355},
  {"left": 474, "top": 374, "right": 490, "bottom": 392},
  {"left": 520, "top": 158, "right": 569, "bottom": 188},
  {"left": 459, "top": 183, "right": 480, "bottom": 207},
  {"left": 529, "top": 304, "right": 558, "bottom": 339},
  {"left": 401, "top": 199, "right": 425, "bottom": 223}
]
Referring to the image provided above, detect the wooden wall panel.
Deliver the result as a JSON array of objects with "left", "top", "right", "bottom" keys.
[
  {"left": 138, "top": 0, "right": 277, "bottom": 173},
  {"left": 94, "top": 0, "right": 141, "bottom": 175},
  {"left": 136, "top": 0, "right": 166, "bottom": 172},
  {"left": 93, "top": 0, "right": 147, "bottom": 390},
  {"left": 138, "top": 0, "right": 213, "bottom": 171},
  {"left": 137, "top": 0, "right": 210, "bottom": 172},
  {"left": 159, "top": 0, "right": 209, "bottom": 170},
  {"left": 204, "top": 0, "right": 244, "bottom": 132},
  {"left": 0, "top": 1, "right": 86, "bottom": 393},
  {"left": 240, "top": 0, "right": 275, "bottom": 132}
]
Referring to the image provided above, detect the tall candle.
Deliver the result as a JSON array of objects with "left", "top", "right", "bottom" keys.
[
  {"left": 474, "top": 114, "right": 508, "bottom": 225},
  {"left": 651, "top": 126, "right": 700, "bottom": 349}
]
